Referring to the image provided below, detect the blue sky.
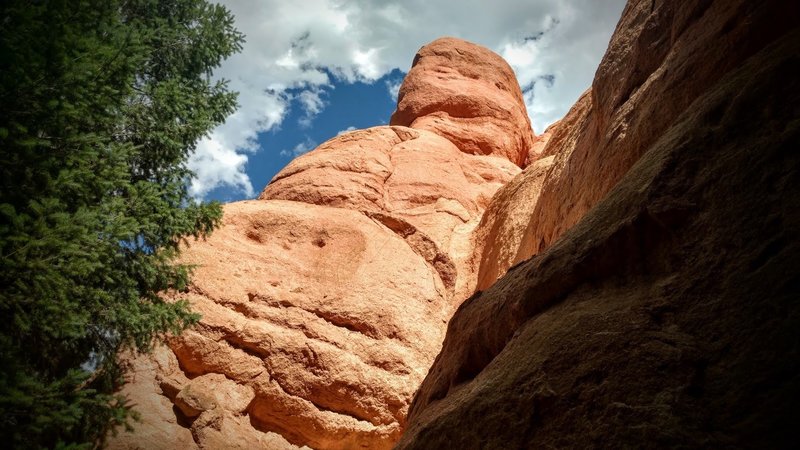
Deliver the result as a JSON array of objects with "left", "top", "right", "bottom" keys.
[
  {"left": 189, "top": 0, "right": 627, "bottom": 202},
  {"left": 203, "top": 69, "right": 405, "bottom": 202}
]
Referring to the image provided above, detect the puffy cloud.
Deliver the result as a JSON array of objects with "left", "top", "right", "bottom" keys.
[
  {"left": 280, "top": 137, "right": 317, "bottom": 158},
  {"left": 498, "top": 3, "right": 625, "bottom": 130},
  {"left": 189, "top": 132, "right": 253, "bottom": 198},
  {"left": 190, "top": 0, "right": 626, "bottom": 198}
]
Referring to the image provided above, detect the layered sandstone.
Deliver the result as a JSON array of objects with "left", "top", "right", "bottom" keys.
[
  {"left": 110, "top": 37, "right": 531, "bottom": 450},
  {"left": 472, "top": 154, "right": 554, "bottom": 291},
  {"left": 398, "top": 0, "right": 800, "bottom": 448}
]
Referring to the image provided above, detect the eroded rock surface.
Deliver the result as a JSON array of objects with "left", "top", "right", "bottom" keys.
[
  {"left": 515, "top": 0, "right": 800, "bottom": 262},
  {"left": 260, "top": 126, "right": 519, "bottom": 302},
  {"left": 473, "top": 154, "right": 554, "bottom": 291},
  {"left": 110, "top": 37, "right": 531, "bottom": 450},
  {"left": 110, "top": 346, "right": 304, "bottom": 450}
]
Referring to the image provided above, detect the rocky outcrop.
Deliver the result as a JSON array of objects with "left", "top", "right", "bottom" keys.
[
  {"left": 397, "top": 0, "right": 800, "bottom": 448},
  {"left": 110, "top": 37, "right": 531, "bottom": 450},
  {"left": 111, "top": 193, "right": 485, "bottom": 449},
  {"left": 109, "top": 346, "right": 304, "bottom": 450},
  {"left": 172, "top": 200, "right": 452, "bottom": 448},
  {"left": 390, "top": 37, "right": 535, "bottom": 167}
]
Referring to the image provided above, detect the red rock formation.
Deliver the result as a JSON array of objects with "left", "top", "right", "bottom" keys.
[
  {"left": 397, "top": 0, "right": 800, "bottom": 448},
  {"left": 390, "top": 37, "right": 536, "bottom": 167},
  {"left": 109, "top": 345, "right": 305, "bottom": 450},
  {"left": 472, "top": 89, "right": 593, "bottom": 289},
  {"left": 110, "top": 38, "right": 530, "bottom": 450},
  {"left": 259, "top": 126, "right": 519, "bottom": 302}
]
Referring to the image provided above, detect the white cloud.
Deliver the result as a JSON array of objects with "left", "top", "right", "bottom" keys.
[
  {"left": 190, "top": 0, "right": 626, "bottom": 198},
  {"left": 296, "top": 88, "right": 328, "bottom": 128},
  {"left": 498, "top": 6, "right": 624, "bottom": 131},
  {"left": 337, "top": 126, "right": 357, "bottom": 136},
  {"left": 385, "top": 79, "right": 401, "bottom": 102},
  {"left": 280, "top": 137, "right": 318, "bottom": 158},
  {"left": 189, "top": 132, "right": 253, "bottom": 198}
]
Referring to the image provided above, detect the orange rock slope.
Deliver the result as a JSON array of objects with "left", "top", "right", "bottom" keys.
[{"left": 110, "top": 38, "right": 532, "bottom": 450}]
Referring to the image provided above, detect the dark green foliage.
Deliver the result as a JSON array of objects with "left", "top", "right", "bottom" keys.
[{"left": 0, "top": 1, "right": 243, "bottom": 447}]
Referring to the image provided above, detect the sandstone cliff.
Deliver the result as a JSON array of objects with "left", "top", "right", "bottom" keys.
[
  {"left": 110, "top": 0, "right": 800, "bottom": 448},
  {"left": 398, "top": 0, "right": 800, "bottom": 448}
]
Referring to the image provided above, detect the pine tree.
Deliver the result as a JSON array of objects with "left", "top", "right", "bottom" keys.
[{"left": 0, "top": 1, "right": 243, "bottom": 447}]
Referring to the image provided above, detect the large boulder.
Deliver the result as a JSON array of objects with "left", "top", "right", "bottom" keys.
[
  {"left": 170, "top": 199, "right": 449, "bottom": 448},
  {"left": 260, "top": 126, "right": 519, "bottom": 301},
  {"left": 114, "top": 197, "right": 455, "bottom": 449},
  {"left": 390, "top": 37, "right": 536, "bottom": 167}
]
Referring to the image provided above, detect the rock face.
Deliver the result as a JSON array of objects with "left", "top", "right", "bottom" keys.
[
  {"left": 110, "top": 37, "right": 530, "bottom": 450},
  {"left": 166, "top": 199, "right": 449, "bottom": 448},
  {"left": 514, "top": 0, "right": 800, "bottom": 263},
  {"left": 472, "top": 154, "right": 554, "bottom": 291},
  {"left": 259, "top": 126, "right": 520, "bottom": 302},
  {"left": 390, "top": 37, "right": 535, "bottom": 167},
  {"left": 397, "top": 0, "right": 800, "bottom": 449}
]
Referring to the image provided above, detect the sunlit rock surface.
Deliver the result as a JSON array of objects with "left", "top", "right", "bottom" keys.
[{"left": 110, "top": 37, "right": 532, "bottom": 450}]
